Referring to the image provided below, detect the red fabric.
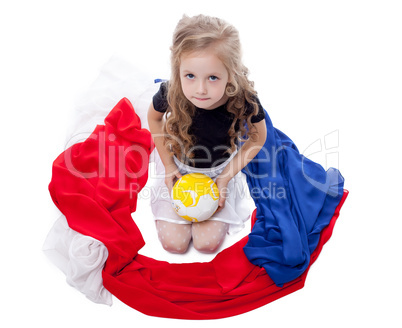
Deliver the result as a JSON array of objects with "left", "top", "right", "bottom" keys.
[{"left": 49, "top": 98, "right": 348, "bottom": 319}]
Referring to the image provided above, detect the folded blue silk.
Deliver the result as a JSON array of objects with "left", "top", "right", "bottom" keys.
[{"left": 242, "top": 110, "right": 345, "bottom": 287}]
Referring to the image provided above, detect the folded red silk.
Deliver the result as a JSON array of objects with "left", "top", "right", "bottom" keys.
[{"left": 49, "top": 98, "right": 348, "bottom": 319}]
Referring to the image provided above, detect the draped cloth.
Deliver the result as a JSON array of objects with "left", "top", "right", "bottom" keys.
[
  {"left": 49, "top": 97, "right": 347, "bottom": 319},
  {"left": 243, "top": 111, "right": 345, "bottom": 286}
]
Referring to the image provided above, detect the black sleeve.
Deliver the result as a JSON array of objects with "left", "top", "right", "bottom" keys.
[
  {"left": 152, "top": 82, "right": 169, "bottom": 113},
  {"left": 247, "top": 95, "right": 266, "bottom": 123}
]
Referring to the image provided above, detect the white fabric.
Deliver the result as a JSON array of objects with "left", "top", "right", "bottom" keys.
[
  {"left": 45, "top": 55, "right": 159, "bottom": 305},
  {"left": 151, "top": 151, "right": 255, "bottom": 234},
  {"left": 43, "top": 216, "right": 112, "bottom": 305},
  {"left": 65, "top": 55, "right": 159, "bottom": 149}
]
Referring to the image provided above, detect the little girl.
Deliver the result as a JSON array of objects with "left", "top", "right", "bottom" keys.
[{"left": 148, "top": 14, "right": 267, "bottom": 254}]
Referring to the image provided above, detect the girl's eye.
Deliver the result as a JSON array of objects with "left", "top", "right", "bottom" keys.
[
  {"left": 186, "top": 74, "right": 195, "bottom": 79},
  {"left": 209, "top": 76, "right": 219, "bottom": 81}
]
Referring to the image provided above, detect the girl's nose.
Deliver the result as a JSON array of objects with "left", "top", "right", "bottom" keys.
[{"left": 196, "top": 80, "right": 207, "bottom": 94}]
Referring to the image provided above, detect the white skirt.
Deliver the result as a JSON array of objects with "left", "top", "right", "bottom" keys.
[{"left": 150, "top": 150, "right": 255, "bottom": 235}]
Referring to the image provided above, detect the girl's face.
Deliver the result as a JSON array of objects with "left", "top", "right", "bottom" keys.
[{"left": 179, "top": 48, "right": 230, "bottom": 110}]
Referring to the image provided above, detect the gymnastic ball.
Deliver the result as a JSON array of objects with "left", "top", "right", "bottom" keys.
[{"left": 171, "top": 173, "right": 219, "bottom": 222}]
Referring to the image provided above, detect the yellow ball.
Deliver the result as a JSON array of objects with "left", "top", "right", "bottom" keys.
[{"left": 171, "top": 173, "right": 220, "bottom": 222}]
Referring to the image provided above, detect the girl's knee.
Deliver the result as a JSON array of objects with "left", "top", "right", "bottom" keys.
[
  {"left": 156, "top": 221, "right": 192, "bottom": 254},
  {"left": 161, "top": 240, "right": 189, "bottom": 254},
  {"left": 192, "top": 221, "right": 228, "bottom": 254},
  {"left": 193, "top": 239, "right": 221, "bottom": 254}
]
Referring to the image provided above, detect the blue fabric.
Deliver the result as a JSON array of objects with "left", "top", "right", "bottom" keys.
[{"left": 242, "top": 110, "right": 344, "bottom": 287}]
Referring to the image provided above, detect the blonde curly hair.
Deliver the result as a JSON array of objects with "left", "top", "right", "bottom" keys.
[{"left": 164, "top": 14, "right": 260, "bottom": 163}]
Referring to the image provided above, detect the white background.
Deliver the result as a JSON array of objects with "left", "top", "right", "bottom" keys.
[{"left": 1, "top": 0, "right": 401, "bottom": 326}]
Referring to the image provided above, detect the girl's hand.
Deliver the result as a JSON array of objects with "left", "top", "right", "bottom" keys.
[
  {"left": 214, "top": 175, "right": 231, "bottom": 213},
  {"left": 165, "top": 163, "right": 182, "bottom": 194}
]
